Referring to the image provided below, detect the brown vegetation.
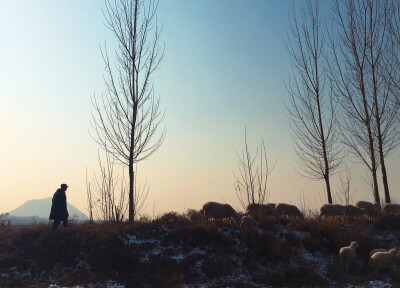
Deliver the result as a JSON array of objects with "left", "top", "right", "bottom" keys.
[{"left": 0, "top": 210, "right": 400, "bottom": 287}]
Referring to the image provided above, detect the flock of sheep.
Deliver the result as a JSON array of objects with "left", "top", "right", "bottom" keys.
[
  {"left": 339, "top": 241, "right": 400, "bottom": 274},
  {"left": 198, "top": 201, "right": 400, "bottom": 274},
  {"left": 198, "top": 201, "right": 400, "bottom": 226}
]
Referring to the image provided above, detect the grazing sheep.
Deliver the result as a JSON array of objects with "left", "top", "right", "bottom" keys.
[
  {"left": 275, "top": 203, "right": 303, "bottom": 218},
  {"left": 383, "top": 203, "right": 400, "bottom": 216},
  {"left": 240, "top": 216, "right": 259, "bottom": 233},
  {"left": 369, "top": 248, "right": 398, "bottom": 274},
  {"left": 369, "top": 248, "right": 387, "bottom": 257},
  {"left": 355, "top": 201, "right": 379, "bottom": 217},
  {"left": 339, "top": 241, "right": 359, "bottom": 273},
  {"left": 201, "top": 202, "right": 239, "bottom": 222},
  {"left": 345, "top": 205, "right": 368, "bottom": 217},
  {"left": 319, "top": 204, "right": 348, "bottom": 219},
  {"left": 373, "top": 202, "right": 381, "bottom": 210},
  {"left": 246, "top": 203, "right": 278, "bottom": 220}
]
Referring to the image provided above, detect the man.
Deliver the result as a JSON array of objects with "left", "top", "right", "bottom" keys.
[{"left": 49, "top": 183, "right": 69, "bottom": 230}]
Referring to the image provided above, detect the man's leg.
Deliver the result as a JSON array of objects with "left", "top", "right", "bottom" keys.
[
  {"left": 63, "top": 218, "right": 69, "bottom": 228},
  {"left": 52, "top": 219, "right": 61, "bottom": 230}
]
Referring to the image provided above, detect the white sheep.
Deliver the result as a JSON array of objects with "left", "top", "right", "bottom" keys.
[
  {"left": 383, "top": 203, "right": 400, "bottom": 216},
  {"left": 369, "top": 248, "right": 387, "bottom": 257},
  {"left": 246, "top": 203, "right": 278, "bottom": 219},
  {"left": 275, "top": 203, "right": 303, "bottom": 218},
  {"left": 369, "top": 248, "right": 398, "bottom": 274},
  {"left": 240, "top": 216, "right": 259, "bottom": 233},
  {"left": 318, "top": 204, "right": 348, "bottom": 219},
  {"left": 355, "top": 201, "right": 379, "bottom": 217},
  {"left": 200, "top": 202, "right": 239, "bottom": 222},
  {"left": 339, "top": 241, "right": 359, "bottom": 273}
]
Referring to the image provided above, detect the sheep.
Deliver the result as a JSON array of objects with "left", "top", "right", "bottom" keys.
[
  {"left": 369, "top": 248, "right": 398, "bottom": 274},
  {"left": 275, "top": 203, "right": 303, "bottom": 218},
  {"left": 369, "top": 248, "right": 388, "bottom": 258},
  {"left": 246, "top": 203, "right": 278, "bottom": 220},
  {"left": 339, "top": 241, "right": 359, "bottom": 273},
  {"left": 383, "top": 203, "right": 400, "bottom": 216},
  {"left": 318, "top": 204, "right": 348, "bottom": 219},
  {"left": 240, "top": 216, "right": 259, "bottom": 233},
  {"left": 345, "top": 205, "right": 369, "bottom": 217},
  {"left": 373, "top": 202, "right": 381, "bottom": 211},
  {"left": 355, "top": 201, "right": 379, "bottom": 217},
  {"left": 201, "top": 202, "right": 239, "bottom": 222}
]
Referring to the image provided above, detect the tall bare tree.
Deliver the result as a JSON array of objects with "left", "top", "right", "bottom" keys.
[
  {"left": 329, "top": 0, "right": 399, "bottom": 203},
  {"left": 92, "top": 0, "right": 165, "bottom": 222},
  {"left": 286, "top": 0, "right": 343, "bottom": 204},
  {"left": 388, "top": 2, "right": 400, "bottom": 117}
]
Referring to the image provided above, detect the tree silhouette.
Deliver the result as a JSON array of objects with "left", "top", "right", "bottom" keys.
[
  {"left": 286, "top": 0, "right": 343, "bottom": 204},
  {"left": 92, "top": 0, "right": 165, "bottom": 222}
]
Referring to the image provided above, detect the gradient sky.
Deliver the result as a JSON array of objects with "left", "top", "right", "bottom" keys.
[{"left": 1, "top": 0, "right": 399, "bottom": 217}]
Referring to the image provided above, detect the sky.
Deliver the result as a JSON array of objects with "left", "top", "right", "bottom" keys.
[{"left": 1, "top": 0, "right": 399, "bottom": 218}]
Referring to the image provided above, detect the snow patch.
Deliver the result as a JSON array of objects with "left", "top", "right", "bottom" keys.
[
  {"left": 171, "top": 253, "right": 185, "bottom": 262},
  {"left": 369, "top": 280, "right": 392, "bottom": 288}
]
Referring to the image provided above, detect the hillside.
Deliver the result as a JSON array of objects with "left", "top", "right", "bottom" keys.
[
  {"left": 9, "top": 197, "right": 88, "bottom": 221},
  {"left": 0, "top": 212, "right": 400, "bottom": 288}
]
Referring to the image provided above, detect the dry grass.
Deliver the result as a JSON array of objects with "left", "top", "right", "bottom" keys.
[{"left": 0, "top": 210, "right": 399, "bottom": 287}]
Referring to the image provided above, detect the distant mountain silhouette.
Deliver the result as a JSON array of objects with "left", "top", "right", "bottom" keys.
[{"left": 9, "top": 197, "right": 88, "bottom": 221}]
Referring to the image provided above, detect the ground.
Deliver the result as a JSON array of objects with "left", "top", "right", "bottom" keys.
[{"left": 0, "top": 211, "right": 400, "bottom": 288}]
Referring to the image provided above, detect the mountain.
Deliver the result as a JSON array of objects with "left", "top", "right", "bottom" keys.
[{"left": 9, "top": 197, "right": 88, "bottom": 221}]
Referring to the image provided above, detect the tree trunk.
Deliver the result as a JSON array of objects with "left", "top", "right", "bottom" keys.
[
  {"left": 129, "top": 161, "right": 134, "bottom": 222},
  {"left": 370, "top": 41, "right": 391, "bottom": 204},
  {"left": 359, "top": 68, "right": 380, "bottom": 204},
  {"left": 374, "top": 89, "right": 390, "bottom": 204},
  {"left": 367, "top": 121, "right": 380, "bottom": 204},
  {"left": 325, "top": 174, "right": 333, "bottom": 204},
  {"left": 316, "top": 86, "right": 332, "bottom": 204},
  {"left": 380, "top": 157, "right": 390, "bottom": 203}
]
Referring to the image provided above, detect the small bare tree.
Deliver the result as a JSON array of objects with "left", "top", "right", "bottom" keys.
[
  {"left": 286, "top": 0, "right": 343, "bottom": 204},
  {"left": 86, "top": 151, "right": 128, "bottom": 222},
  {"left": 91, "top": 0, "right": 165, "bottom": 222},
  {"left": 335, "top": 165, "right": 356, "bottom": 205},
  {"left": 234, "top": 128, "right": 275, "bottom": 210}
]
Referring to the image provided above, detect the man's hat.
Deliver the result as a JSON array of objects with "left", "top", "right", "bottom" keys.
[{"left": 61, "top": 183, "right": 69, "bottom": 189}]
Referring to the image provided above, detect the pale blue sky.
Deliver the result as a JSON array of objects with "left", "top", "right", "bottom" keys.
[{"left": 1, "top": 0, "right": 398, "bottom": 216}]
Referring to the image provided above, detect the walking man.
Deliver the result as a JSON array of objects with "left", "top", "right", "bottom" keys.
[{"left": 49, "top": 183, "right": 69, "bottom": 230}]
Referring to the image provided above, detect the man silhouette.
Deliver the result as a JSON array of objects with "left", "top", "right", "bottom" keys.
[{"left": 49, "top": 183, "right": 69, "bottom": 230}]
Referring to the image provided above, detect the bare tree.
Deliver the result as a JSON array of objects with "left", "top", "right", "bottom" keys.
[
  {"left": 387, "top": 1, "right": 400, "bottom": 126},
  {"left": 388, "top": 1, "right": 400, "bottom": 98},
  {"left": 286, "top": 0, "right": 343, "bottom": 204},
  {"left": 234, "top": 128, "right": 275, "bottom": 210},
  {"left": 335, "top": 164, "right": 356, "bottom": 205},
  {"left": 91, "top": 0, "right": 165, "bottom": 222},
  {"left": 86, "top": 151, "right": 149, "bottom": 222},
  {"left": 86, "top": 151, "right": 129, "bottom": 222},
  {"left": 329, "top": 0, "right": 399, "bottom": 203}
]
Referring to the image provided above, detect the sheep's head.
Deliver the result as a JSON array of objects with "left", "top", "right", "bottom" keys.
[
  {"left": 389, "top": 248, "right": 397, "bottom": 254},
  {"left": 350, "top": 241, "right": 359, "bottom": 249}
]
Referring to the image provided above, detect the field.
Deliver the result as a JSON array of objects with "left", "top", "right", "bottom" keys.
[{"left": 0, "top": 211, "right": 400, "bottom": 288}]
